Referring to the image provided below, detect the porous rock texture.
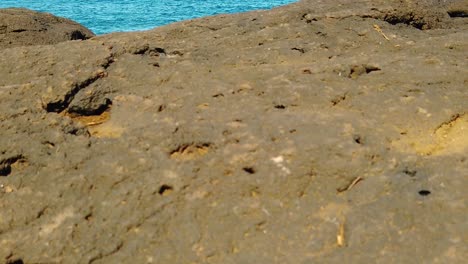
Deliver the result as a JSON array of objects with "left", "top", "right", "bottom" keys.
[
  {"left": 0, "top": 0, "right": 467, "bottom": 263},
  {"left": 0, "top": 8, "right": 94, "bottom": 49}
]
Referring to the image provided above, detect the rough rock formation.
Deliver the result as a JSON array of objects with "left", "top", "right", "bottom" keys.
[
  {"left": 0, "top": 0, "right": 467, "bottom": 263},
  {"left": 0, "top": 8, "right": 94, "bottom": 49}
]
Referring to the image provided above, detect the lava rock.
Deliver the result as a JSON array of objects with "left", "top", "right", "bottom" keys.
[
  {"left": 0, "top": 0, "right": 466, "bottom": 263},
  {"left": 0, "top": 8, "right": 94, "bottom": 49}
]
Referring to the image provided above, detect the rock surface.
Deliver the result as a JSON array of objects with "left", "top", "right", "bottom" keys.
[
  {"left": 0, "top": 8, "right": 94, "bottom": 49},
  {"left": 0, "top": 0, "right": 467, "bottom": 263}
]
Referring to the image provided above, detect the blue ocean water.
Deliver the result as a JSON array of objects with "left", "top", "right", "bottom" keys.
[{"left": 0, "top": 0, "right": 296, "bottom": 35}]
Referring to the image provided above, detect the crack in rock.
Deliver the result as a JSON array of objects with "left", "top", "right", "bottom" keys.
[
  {"left": 45, "top": 56, "right": 115, "bottom": 113},
  {"left": 88, "top": 241, "right": 124, "bottom": 264}
]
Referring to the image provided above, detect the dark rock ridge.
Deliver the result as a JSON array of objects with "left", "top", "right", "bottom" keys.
[
  {"left": 0, "top": 8, "right": 94, "bottom": 49},
  {"left": 0, "top": 0, "right": 467, "bottom": 263}
]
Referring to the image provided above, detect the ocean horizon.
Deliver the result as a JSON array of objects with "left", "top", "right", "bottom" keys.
[{"left": 0, "top": 0, "right": 296, "bottom": 35}]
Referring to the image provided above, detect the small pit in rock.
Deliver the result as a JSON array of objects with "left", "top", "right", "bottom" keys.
[
  {"left": 418, "top": 190, "right": 431, "bottom": 196},
  {"left": 0, "top": 155, "right": 26, "bottom": 177},
  {"left": 169, "top": 143, "right": 212, "bottom": 160},
  {"left": 274, "top": 104, "right": 287, "bottom": 109},
  {"left": 353, "top": 135, "right": 362, "bottom": 145},
  {"left": 158, "top": 184, "right": 174, "bottom": 196},
  {"left": 84, "top": 213, "right": 93, "bottom": 221},
  {"left": 243, "top": 167, "right": 256, "bottom": 174},
  {"left": 6, "top": 259, "right": 24, "bottom": 264},
  {"left": 0, "top": 164, "right": 11, "bottom": 176},
  {"left": 70, "top": 30, "right": 86, "bottom": 40},
  {"left": 447, "top": 9, "right": 467, "bottom": 18}
]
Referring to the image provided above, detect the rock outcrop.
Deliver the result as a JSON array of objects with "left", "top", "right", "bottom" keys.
[
  {"left": 0, "top": 8, "right": 94, "bottom": 49},
  {"left": 0, "top": 0, "right": 467, "bottom": 263}
]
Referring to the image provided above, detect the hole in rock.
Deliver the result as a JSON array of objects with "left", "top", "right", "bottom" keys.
[
  {"left": 158, "top": 184, "right": 174, "bottom": 196},
  {"left": 36, "top": 207, "right": 48, "bottom": 219},
  {"left": 447, "top": 10, "right": 467, "bottom": 18},
  {"left": 70, "top": 30, "right": 86, "bottom": 40},
  {"left": 45, "top": 101, "right": 65, "bottom": 113},
  {"left": 7, "top": 259, "right": 24, "bottom": 264},
  {"left": 0, "top": 155, "right": 26, "bottom": 177},
  {"left": 274, "top": 104, "right": 286, "bottom": 109},
  {"left": 85, "top": 213, "right": 93, "bottom": 221},
  {"left": 67, "top": 128, "right": 81, "bottom": 136},
  {"left": 364, "top": 66, "right": 381, "bottom": 74},
  {"left": 212, "top": 93, "right": 224, "bottom": 98},
  {"left": 353, "top": 135, "right": 362, "bottom": 144},
  {"left": 157, "top": 104, "right": 166, "bottom": 112},
  {"left": 148, "top": 48, "right": 166, "bottom": 56},
  {"left": 243, "top": 167, "right": 256, "bottom": 174},
  {"left": 418, "top": 190, "right": 431, "bottom": 196},
  {"left": 0, "top": 165, "right": 11, "bottom": 176}
]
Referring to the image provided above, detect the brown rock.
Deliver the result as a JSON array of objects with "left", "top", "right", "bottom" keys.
[
  {"left": 0, "top": 8, "right": 94, "bottom": 49},
  {"left": 0, "top": 0, "right": 466, "bottom": 263}
]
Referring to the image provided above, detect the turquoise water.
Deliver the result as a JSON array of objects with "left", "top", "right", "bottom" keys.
[{"left": 0, "top": 0, "right": 296, "bottom": 35}]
